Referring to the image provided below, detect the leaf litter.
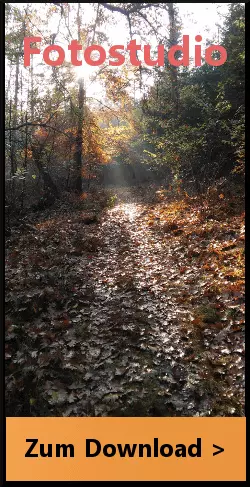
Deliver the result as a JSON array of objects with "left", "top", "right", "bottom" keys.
[{"left": 5, "top": 186, "right": 244, "bottom": 417}]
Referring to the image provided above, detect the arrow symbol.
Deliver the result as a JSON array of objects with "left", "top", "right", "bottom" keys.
[{"left": 213, "top": 444, "right": 224, "bottom": 456}]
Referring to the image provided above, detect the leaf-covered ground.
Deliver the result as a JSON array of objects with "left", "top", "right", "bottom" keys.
[{"left": 5, "top": 186, "right": 245, "bottom": 417}]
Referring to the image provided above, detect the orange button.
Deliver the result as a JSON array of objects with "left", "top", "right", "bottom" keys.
[{"left": 6, "top": 417, "right": 246, "bottom": 481}]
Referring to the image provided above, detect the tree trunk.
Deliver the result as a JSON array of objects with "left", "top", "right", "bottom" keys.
[
  {"left": 73, "top": 3, "right": 84, "bottom": 194},
  {"left": 32, "top": 146, "right": 59, "bottom": 200},
  {"left": 30, "top": 56, "right": 35, "bottom": 122},
  {"left": 74, "top": 79, "right": 84, "bottom": 193},
  {"left": 10, "top": 52, "right": 20, "bottom": 175},
  {"left": 168, "top": 3, "right": 179, "bottom": 114}
]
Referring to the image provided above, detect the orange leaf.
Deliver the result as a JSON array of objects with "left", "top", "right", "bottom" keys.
[{"left": 192, "top": 318, "right": 202, "bottom": 325}]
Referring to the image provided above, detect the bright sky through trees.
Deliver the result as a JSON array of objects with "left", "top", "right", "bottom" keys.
[{"left": 7, "top": 2, "right": 232, "bottom": 102}]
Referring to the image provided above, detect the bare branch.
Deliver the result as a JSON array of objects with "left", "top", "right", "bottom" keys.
[
  {"left": 127, "top": 14, "right": 133, "bottom": 38},
  {"left": 99, "top": 3, "right": 157, "bottom": 16},
  {"left": 5, "top": 122, "right": 72, "bottom": 139},
  {"left": 86, "top": 97, "right": 120, "bottom": 121},
  {"left": 135, "top": 10, "right": 160, "bottom": 38},
  {"left": 92, "top": 3, "right": 100, "bottom": 44}
]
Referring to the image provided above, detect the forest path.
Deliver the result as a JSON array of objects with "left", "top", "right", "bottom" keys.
[
  {"left": 5, "top": 186, "right": 244, "bottom": 417},
  {"left": 80, "top": 189, "right": 194, "bottom": 416}
]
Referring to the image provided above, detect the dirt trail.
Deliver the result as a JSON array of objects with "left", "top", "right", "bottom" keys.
[{"left": 5, "top": 187, "right": 244, "bottom": 417}]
